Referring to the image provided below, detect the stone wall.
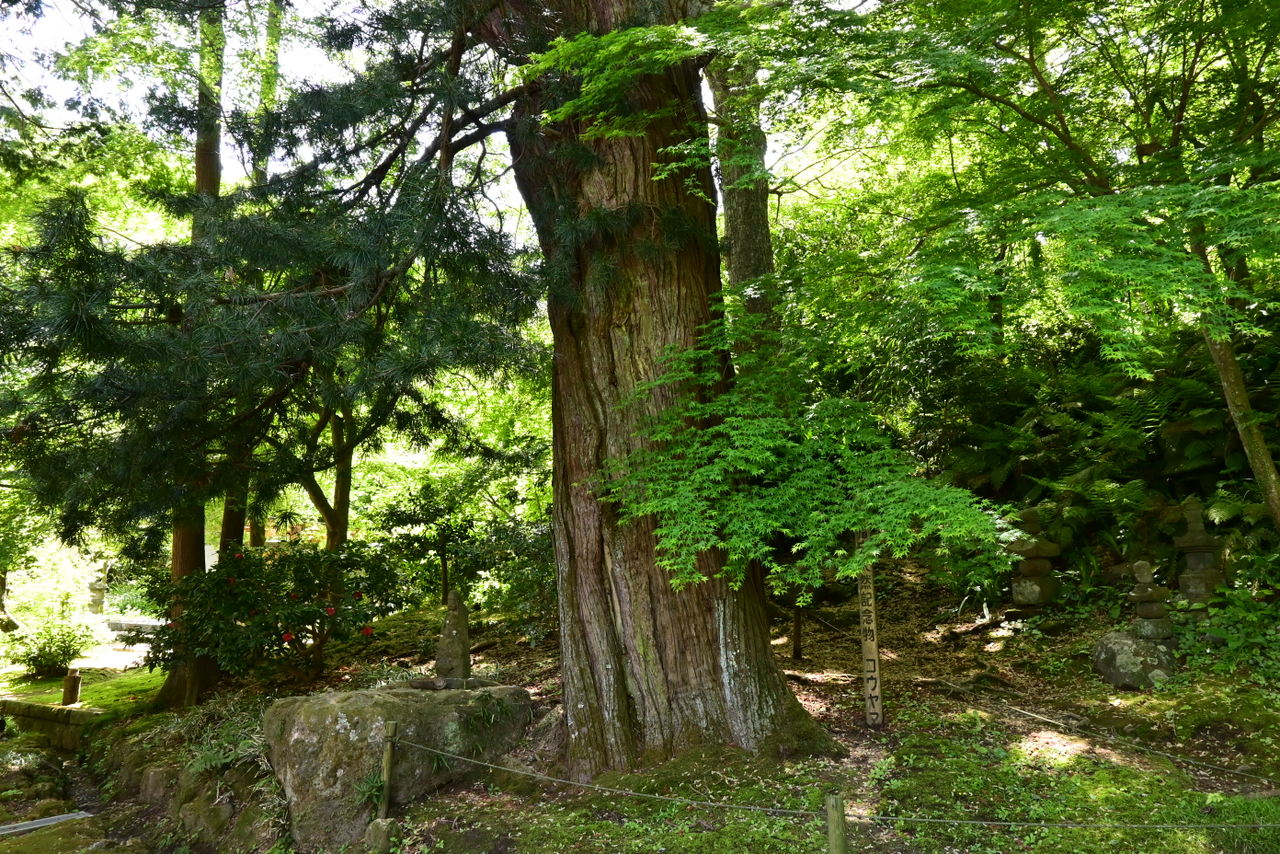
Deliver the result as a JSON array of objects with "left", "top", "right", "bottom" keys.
[{"left": 0, "top": 700, "right": 104, "bottom": 750}]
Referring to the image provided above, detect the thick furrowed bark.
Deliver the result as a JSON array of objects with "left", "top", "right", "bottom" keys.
[{"left": 513, "top": 55, "right": 830, "bottom": 778}]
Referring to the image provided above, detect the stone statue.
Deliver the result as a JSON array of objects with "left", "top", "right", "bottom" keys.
[{"left": 434, "top": 589, "right": 471, "bottom": 679}]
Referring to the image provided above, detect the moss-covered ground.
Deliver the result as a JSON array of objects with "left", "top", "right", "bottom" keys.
[
  {"left": 386, "top": 564, "right": 1280, "bottom": 853},
  {"left": 0, "top": 667, "right": 163, "bottom": 713},
  {"left": 3, "top": 565, "right": 1277, "bottom": 853}
]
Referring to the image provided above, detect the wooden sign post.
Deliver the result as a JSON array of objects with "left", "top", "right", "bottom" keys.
[{"left": 858, "top": 567, "right": 884, "bottom": 728}]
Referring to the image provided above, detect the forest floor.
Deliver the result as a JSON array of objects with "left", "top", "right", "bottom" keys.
[
  {"left": 1, "top": 562, "right": 1279, "bottom": 853},
  {"left": 384, "top": 563, "right": 1280, "bottom": 854}
]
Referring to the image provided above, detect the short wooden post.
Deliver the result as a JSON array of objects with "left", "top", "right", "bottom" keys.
[
  {"left": 379, "top": 720, "right": 398, "bottom": 820},
  {"left": 858, "top": 567, "right": 884, "bottom": 728},
  {"left": 61, "top": 669, "right": 82, "bottom": 706},
  {"left": 825, "top": 793, "right": 848, "bottom": 854},
  {"left": 791, "top": 605, "right": 803, "bottom": 660}
]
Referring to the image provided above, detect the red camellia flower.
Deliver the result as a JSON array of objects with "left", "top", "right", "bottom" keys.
[
  {"left": 288, "top": 592, "right": 298, "bottom": 600},
  {"left": 234, "top": 553, "right": 243, "bottom": 559},
  {"left": 353, "top": 591, "right": 364, "bottom": 600},
  {"left": 166, "top": 621, "right": 176, "bottom": 629},
  {"left": 227, "top": 577, "right": 236, "bottom": 585},
  {"left": 360, "top": 625, "right": 373, "bottom": 637},
  {"left": 282, "top": 632, "right": 295, "bottom": 643},
  {"left": 325, "top": 606, "right": 336, "bottom": 616}
]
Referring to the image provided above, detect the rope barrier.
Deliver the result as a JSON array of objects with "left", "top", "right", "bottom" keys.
[
  {"left": 394, "top": 737, "right": 822, "bottom": 818},
  {"left": 393, "top": 736, "right": 1280, "bottom": 831},
  {"left": 807, "top": 610, "right": 1279, "bottom": 789}
]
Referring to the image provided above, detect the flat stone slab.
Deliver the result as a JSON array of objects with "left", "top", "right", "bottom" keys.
[
  {"left": 106, "top": 618, "right": 163, "bottom": 635},
  {"left": 0, "top": 811, "right": 93, "bottom": 837}
]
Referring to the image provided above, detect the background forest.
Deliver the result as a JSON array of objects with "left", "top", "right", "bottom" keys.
[{"left": 0, "top": 0, "right": 1279, "bottom": 851}]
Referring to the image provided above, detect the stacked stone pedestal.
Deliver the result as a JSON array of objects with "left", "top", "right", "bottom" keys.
[
  {"left": 1174, "top": 498, "right": 1223, "bottom": 620},
  {"left": 1094, "top": 560, "right": 1176, "bottom": 690},
  {"left": 1129, "top": 561, "right": 1173, "bottom": 641},
  {"left": 1009, "top": 510, "right": 1062, "bottom": 614}
]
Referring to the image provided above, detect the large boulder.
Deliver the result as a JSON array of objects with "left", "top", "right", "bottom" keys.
[
  {"left": 1092, "top": 630, "right": 1175, "bottom": 690},
  {"left": 263, "top": 686, "right": 533, "bottom": 853}
]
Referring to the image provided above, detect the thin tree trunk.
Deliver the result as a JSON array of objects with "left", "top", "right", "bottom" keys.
[
  {"left": 707, "top": 58, "right": 776, "bottom": 308},
  {"left": 327, "top": 413, "right": 353, "bottom": 551},
  {"left": 509, "top": 51, "right": 831, "bottom": 778},
  {"left": 300, "top": 411, "right": 353, "bottom": 551},
  {"left": 192, "top": 5, "right": 224, "bottom": 241},
  {"left": 1190, "top": 243, "right": 1280, "bottom": 530},
  {"left": 252, "top": 0, "right": 282, "bottom": 186},
  {"left": 158, "top": 504, "right": 218, "bottom": 707},
  {"left": 219, "top": 479, "right": 248, "bottom": 550},
  {"left": 1203, "top": 333, "right": 1280, "bottom": 527},
  {"left": 160, "top": 3, "right": 225, "bottom": 708}
]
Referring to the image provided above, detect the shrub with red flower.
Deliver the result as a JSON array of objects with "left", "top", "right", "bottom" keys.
[{"left": 144, "top": 542, "right": 406, "bottom": 678}]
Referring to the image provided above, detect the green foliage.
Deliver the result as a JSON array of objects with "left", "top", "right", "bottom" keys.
[
  {"left": 104, "top": 578, "right": 163, "bottom": 618},
  {"left": 606, "top": 306, "right": 1011, "bottom": 597},
  {"left": 141, "top": 542, "right": 407, "bottom": 678},
  {"left": 525, "top": 26, "right": 709, "bottom": 136},
  {"left": 1175, "top": 586, "right": 1280, "bottom": 686},
  {"left": 11, "top": 603, "right": 94, "bottom": 676},
  {"left": 354, "top": 769, "right": 384, "bottom": 810}
]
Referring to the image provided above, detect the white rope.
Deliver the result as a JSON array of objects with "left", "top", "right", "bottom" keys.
[{"left": 393, "top": 737, "right": 1280, "bottom": 830}]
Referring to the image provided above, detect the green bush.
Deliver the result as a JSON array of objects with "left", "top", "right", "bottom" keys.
[
  {"left": 141, "top": 541, "right": 410, "bottom": 679},
  {"left": 1175, "top": 585, "right": 1280, "bottom": 685},
  {"left": 13, "top": 618, "right": 95, "bottom": 676}
]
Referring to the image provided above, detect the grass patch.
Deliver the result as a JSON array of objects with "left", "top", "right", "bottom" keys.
[
  {"left": 0, "top": 668, "right": 162, "bottom": 714},
  {"left": 402, "top": 747, "right": 831, "bottom": 853},
  {"left": 869, "top": 702, "right": 1280, "bottom": 854}
]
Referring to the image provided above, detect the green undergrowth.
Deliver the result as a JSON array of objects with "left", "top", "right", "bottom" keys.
[
  {"left": 869, "top": 702, "right": 1280, "bottom": 854},
  {"left": 0, "top": 814, "right": 147, "bottom": 853},
  {"left": 327, "top": 605, "right": 446, "bottom": 664},
  {"left": 402, "top": 747, "right": 832, "bottom": 853},
  {"left": 987, "top": 597, "right": 1280, "bottom": 783},
  {"left": 0, "top": 667, "right": 163, "bottom": 714}
]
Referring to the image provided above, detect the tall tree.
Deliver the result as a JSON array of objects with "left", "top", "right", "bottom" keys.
[
  {"left": 160, "top": 0, "right": 227, "bottom": 707},
  {"left": 488, "top": 3, "right": 831, "bottom": 777}
]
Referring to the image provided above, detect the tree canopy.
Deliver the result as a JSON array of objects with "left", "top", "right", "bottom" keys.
[{"left": 2, "top": 0, "right": 1279, "bottom": 778}]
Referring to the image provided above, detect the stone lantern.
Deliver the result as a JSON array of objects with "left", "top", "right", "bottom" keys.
[{"left": 1173, "top": 497, "right": 1223, "bottom": 619}]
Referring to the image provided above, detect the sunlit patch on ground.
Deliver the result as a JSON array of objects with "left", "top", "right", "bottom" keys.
[{"left": 1015, "top": 728, "right": 1090, "bottom": 765}]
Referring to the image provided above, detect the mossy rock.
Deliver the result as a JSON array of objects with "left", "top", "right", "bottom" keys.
[
  {"left": 263, "top": 685, "right": 532, "bottom": 853},
  {"left": 28, "top": 797, "right": 76, "bottom": 819},
  {"left": 177, "top": 788, "right": 235, "bottom": 843}
]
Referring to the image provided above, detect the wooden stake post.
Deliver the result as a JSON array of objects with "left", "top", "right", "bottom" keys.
[
  {"left": 825, "top": 793, "right": 848, "bottom": 854},
  {"left": 791, "top": 605, "right": 803, "bottom": 660},
  {"left": 379, "top": 721, "right": 397, "bottom": 820},
  {"left": 61, "top": 669, "right": 82, "bottom": 706},
  {"left": 858, "top": 568, "right": 884, "bottom": 728}
]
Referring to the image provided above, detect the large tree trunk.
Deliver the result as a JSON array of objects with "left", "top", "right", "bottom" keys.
[{"left": 508, "top": 42, "right": 829, "bottom": 777}]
